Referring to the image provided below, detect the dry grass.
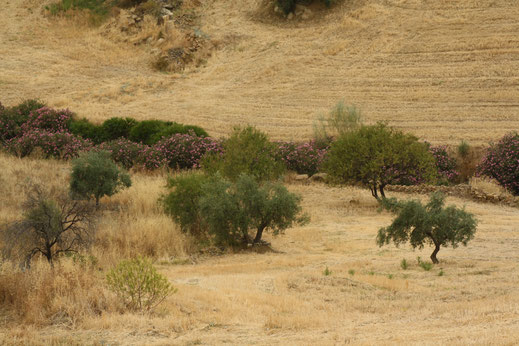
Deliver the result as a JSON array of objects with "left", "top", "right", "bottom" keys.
[
  {"left": 1, "top": 152, "right": 519, "bottom": 344},
  {"left": 2, "top": 0, "right": 519, "bottom": 144}
]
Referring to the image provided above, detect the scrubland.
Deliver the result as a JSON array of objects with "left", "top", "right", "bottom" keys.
[{"left": 1, "top": 0, "right": 519, "bottom": 344}]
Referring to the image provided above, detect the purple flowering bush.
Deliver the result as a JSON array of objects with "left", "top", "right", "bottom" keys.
[
  {"left": 97, "top": 138, "right": 145, "bottom": 169},
  {"left": 429, "top": 145, "right": 459, "bottom": 184},
  {"left": 21, "top": 107, "right": 74, "bottom": 133},
  {"left": 477, "top": 132, "right": 519, "bottom": 195},
  {"left": 277, "top": 140, "right": 328, "bottom": 175},
  {"left": 155, "top": 133, "right": 223, "bottom": 170},
  {"left": 6, "top": 129, "right": 92, "bottom": 159}
]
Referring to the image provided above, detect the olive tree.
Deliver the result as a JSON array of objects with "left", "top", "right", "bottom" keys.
[
  {"left": 164, "top": 173, "right": 308, "bottom": 247},
  {"left": 202, "top": 126, "right": 285, "bottom": 183},
  {"left": 70, "top": 150, "right": 131, "bottom": 206},
  {"left": 1, "top": 185, "right": 95, "bottom": 268},
  {"left": 324, "top": 123, "right": 437, "bottom": 199},
  {"left": 377, "top": 192, "right": 477, "bottom": 264}
]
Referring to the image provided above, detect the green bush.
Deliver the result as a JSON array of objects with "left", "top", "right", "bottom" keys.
[
  {"left": 129, "top": 120, "right": 173, "bottom": 145},
  {"left": 161, "top": 172, "right": 211, "bottom": 237},
  {"left": 46, "top": 0, "right": 111, "bottom": 24},
  {"left": 313, "top": 101, "right": 361, "bottom": 148},
  {"left": 101, "top": 117, "right": 137, "bottom": 141},
  {"left": 0, "top": 99, "right": 46, "bottom": 142},
  {"left": 106, "top": 257, "right": 175, "bottom": 312},
  {"left": 199, "top": 174, "right": 307, "bottom": 247},
  {"left": 202, "top": 126, "right": 285, "bottom": 183},
  {"left": 149, "top": 123, "right": 208, "bottom": 143},
  {"left": 70, "top": 151, "right": 132, "bottom": 206},
  {"left": 69, "top": 117, "right": 105, "bottom": 144},
  {"left": 324, "top": 123, "right": 437, "bottom": 199},
  {"left": 377, "top": 192, "right": 477, "bottom": 264}
]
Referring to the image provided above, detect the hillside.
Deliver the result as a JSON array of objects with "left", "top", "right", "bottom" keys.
[{"left": 1, "top": 0, "right": 518, "bottom": 144}]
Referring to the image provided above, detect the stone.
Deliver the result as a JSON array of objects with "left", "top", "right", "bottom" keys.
[
  {"left": 287, "top": 12, "right": 294, "bottom": 20},
  {"left": 310, "top": 173, "right": 328, "bottom": 182},
  {"left": 295, "top": 174, "right": 309, "bottom": 181}
]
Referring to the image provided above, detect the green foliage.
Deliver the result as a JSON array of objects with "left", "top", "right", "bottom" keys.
[
  {"left": 417, "top": 257, "right": 433, "bottom": 271},
  {"left": 101, "top": 117, "right": 137, "bottom": 141},
  {"left": 313, "top": 101, "right": 361, "bottom": 147},
  {"left": 457, "top": 140, "right": 470, "bottom": 159},
  {"left": 377, "top": 192, "right": 477, "bottom": 264},
  {"left": 324, "top": 267, "right": 332, "bottom": 276},
  {"left": 70, "top": 151, "right": 132, "bottom": 206},
  {"left": 347, "top": 269, "right": 355, "bottom": 276},
  {"left": 161, "top": 172, "right": 210, "bottom": 237},
  {"left": 106, "top": 257, "right": 176, "bottom": 312},
  {"left": 438, "top": 269, "right": 444, "bottom": 276},
  {"left": 150, "top": 123, "right": 208, "bottom": 143},
  {"left": 400, "top": 258, "right": 408, "bottom": 270},
  {"left": 202, "top": 126, "right": 285, "bottom": 183},
  {"left": 0, "top": 99, "right": 46, "bottom": 142},
  {"left": 69, "top": 117, "right": 105, "bottom": 144},
  {"left": 46, "top": 0, "right": 111, "bottom": 24},
  {"left": 324, "top": 123, "right": 437, "bottom": 199},
  {"left": 199, "top": 174, "right": 308, "bottom": 247}
]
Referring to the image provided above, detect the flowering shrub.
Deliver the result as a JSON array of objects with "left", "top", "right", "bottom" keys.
[
  {"left": 21, "top": 107, "right": 74, "bottom": 133},
  {"left": 429, "top": 145, "right": 459, "bottom": 184},
  {"left": 97, "top": 138, "right": 144, "bottom": 169},
  {"left": 6, "top": 130, "right": 92, "bottom": 160},
  {"left": 0, "top": 99, "right": 46, "bottom": 142},
  {"left": 477, "top": 132, "right": 519, "bottom": 195},
  {"left": 277, "top": 140, "right": 328, "bottom": 175},
  {"left": 136, "top": 145, "right": 166, "bottom": 170},
  {"left": 155, "top": 133, "right": 223, "bottom": 170}
]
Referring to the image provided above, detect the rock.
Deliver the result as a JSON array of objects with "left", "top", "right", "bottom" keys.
[
  {"left": 295, "top": 174, "right": 309, "bottom": 181},
  {"left": 301, "top": 10, "right": 312, "bottom": 20},
  {"left": 274, "top": 5, "right": 281, "bottom": 14},
  {"left": 310, "top": 173, "right": 328, "bottom": 182},
  {"left": 287, "top": 12, "right": 294, "bottom": 20},
  {"left": 157, "top": 38, "right": 165, "bottom": 44},
  {"left": 161, "top": 8, "right": 173, "bottom": 17}
]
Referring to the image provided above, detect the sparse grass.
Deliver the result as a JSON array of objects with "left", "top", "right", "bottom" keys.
[
  {"left": 417, "top": 257, "right": 433, "bottom": 271},
  {"left": 400, "top": 258, "right": 408, "bottom": 270},
  {"left": 323, "top": 266, "right": 332, "bottom": 276}
]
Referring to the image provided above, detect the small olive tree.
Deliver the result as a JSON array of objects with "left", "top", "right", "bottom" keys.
[
  {"left": 70, "top": 150, "right": 131, "bottom": 206},
  {"left": 199, "top": 174, "right": 308, "bottom": 247},
  {"left": 202, "top": 126, "right": 285, "bottom": 183},
  {"left": 1, "top": 185, "right": 95, "bottom": 268},
  {"left": 324, "top": 123, "right": 437, "bottom": 199},
  {"left": 377, "top": 192, "right": 477, "bottom": 264}
]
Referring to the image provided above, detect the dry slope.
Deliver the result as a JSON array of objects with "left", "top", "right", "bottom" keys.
[{"left": 1, "top": 0, "right": 519, "bottom": 144}]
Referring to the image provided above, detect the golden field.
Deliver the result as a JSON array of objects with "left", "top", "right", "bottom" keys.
[{"left": 1, "top": 0, "right": 519, "bottom": 344}]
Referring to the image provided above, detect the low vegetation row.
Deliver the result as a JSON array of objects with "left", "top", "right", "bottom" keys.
[{"left": 1, "top": 99, "right": 517, "bottom": 196}]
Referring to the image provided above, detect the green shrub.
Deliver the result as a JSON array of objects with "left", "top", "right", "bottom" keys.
[
  {"left": 161, "top": 172, "right": 211, "bottom": 237},
  {"left": 400, "top": 258, "right": 408, "bottom": 270},
  {"left": 324, "top": 123, "right": 437, "bottom": 199},
  {"left": 417, "top": 257, "right": 433, "bottom": 271},
  {"left": 101, "top": 117, "right": 137, "bottom": 141},
  {"left": 106, "top": 257, "right": 175, "bottom": 312},
  {"left": 458, "top": 140, "right": 470, "bottom": 159},
  {"left": 149, "top": 123, "right": 208, "bottom": 143},
  {"left": 276, "top": 0, "right": 337, "bottom": 15},
  {"left": 70, "top": 151, "right": 132, "bottom": 206},
  {"left": 46, "top": 0, "right": 111, "bottom": 24},
  {"left": 199, "top": 174, "right": 308, "bottom": 247},
  {"left": 129, "top": 120, "right": 172, "bottom": 145},
  {"left": 202, "top": 126, "right": 285, "bottom": 183},
  {"left": 69, "top": 118, "right": 105, "bottom": 144},
  {"left": 377, "top": 192, "right": 477, "bottom": 264},
  {"left": 0, "top": 99, "right": 46, "bottom": 142},
  {"left": 313, "top": 101, "right": 361, "bottom": 147}
]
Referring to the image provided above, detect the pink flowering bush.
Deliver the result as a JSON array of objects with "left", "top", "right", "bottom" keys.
[
  {"left": 477, "top": 132, "right": 519, "bottom": 195},
  {"left": 21, "top": 107, "right": 74, "bottom": 133},
  {"left": 6, "top": 129, "right": 92, "bottom": 160},
  {"left": 277, "top": 140, "right": 328, "bottom": 175},
  {"left": 136, "top": 145, "right": 167, "bottom": 170},
  {"left": 429, "top": 145, "right": 459, "bottom": 184},
  {"left": 97, "top": 138, "right": 145, "bottom": 169},
  {"left": 155, "top": 133, "right": 223, "bottom": 170}
]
